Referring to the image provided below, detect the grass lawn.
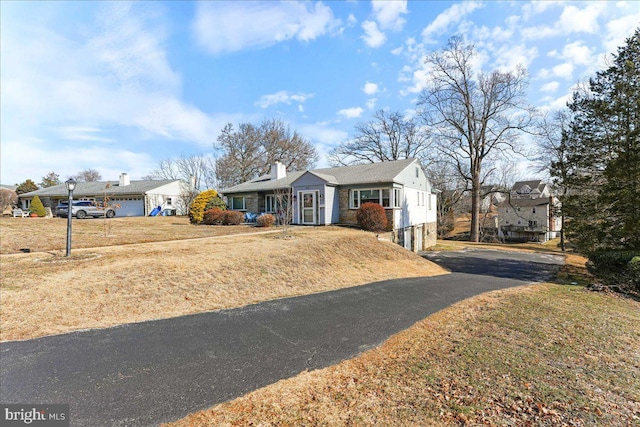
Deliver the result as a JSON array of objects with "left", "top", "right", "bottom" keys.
[
  {"left": 164, "top": 253, "right": 640, "bottom": 426},
  {"left": 0, "top": 220, "right": 446, "bottom": 341},
  {"left": 0, "top": 216, "right": 262, "bottom": 254}
]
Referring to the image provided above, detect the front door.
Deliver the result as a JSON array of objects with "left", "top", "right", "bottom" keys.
[{"left": 300, "top": 191, "right": 317, "bottom": 225}]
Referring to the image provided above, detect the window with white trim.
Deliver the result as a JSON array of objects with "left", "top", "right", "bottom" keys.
[
  {"left": 231, "top": 196, "right": 246, "bottom": 210},
  {"left": 394, "top": 188, "right": 401, "bottom": 208},
  {"left": 350, "top": 188, "right": 393, "bottom": 209},
  {"left": 265, "top": 195, "right": 276, "bottom": 213}
]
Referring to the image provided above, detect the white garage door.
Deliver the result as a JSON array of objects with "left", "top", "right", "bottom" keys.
[{"left": 112, "top": 198, "right": 144, "bottom": 217}]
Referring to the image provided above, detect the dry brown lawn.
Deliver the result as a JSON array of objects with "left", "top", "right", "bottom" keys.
[
  {"left": 166, "top": 258, "right": 640, "bottom": 427},
  {"left": 0, "top": 216, "right": 260, "bottom": 254},
  {"left": 0, "top": 223, "right": 446, "bottom": 341}
]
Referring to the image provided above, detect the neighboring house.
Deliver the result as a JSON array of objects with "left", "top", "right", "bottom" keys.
[
  {"left": 497, "top": 180, "right": 562, "bottom": 243},
  {"left": 221, "top": 158, "right": 438, "bottom": 251},
  {"left": 18, "top": 173, "right": 188, "bottom": 216},
  {"left": 480, "top": 184, "right": 507, "bottom": 213}
]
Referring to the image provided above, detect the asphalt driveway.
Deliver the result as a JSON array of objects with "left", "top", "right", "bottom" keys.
[{"left": 0, "top": 249, "right": 564, "bottom": 426}]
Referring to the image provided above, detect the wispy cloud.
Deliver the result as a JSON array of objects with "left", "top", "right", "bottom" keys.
[
  {"left": 255, "top": 91, "right": 314, "bottom": 109},
  {"left": 421, "top": 1, "right": 483, "bottom": 42},
  {"left": 193, "top": 1, "right": 340, "bottom": 55},
  {"left": 337, "top": 107, "right": 364, "bottom": 119}
]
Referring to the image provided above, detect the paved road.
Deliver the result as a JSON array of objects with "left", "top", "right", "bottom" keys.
[{"left": 1, "top": 249, "right": 563, "bottom": 426}]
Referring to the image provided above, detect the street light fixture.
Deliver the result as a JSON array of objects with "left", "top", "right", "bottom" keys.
[{"left": 65, "top": 178, "right": 77, "bottom": 257}]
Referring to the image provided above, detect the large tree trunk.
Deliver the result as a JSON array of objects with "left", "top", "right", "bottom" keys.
[{"left": 470, "top": 175, "right": 481, "bottom": 242}]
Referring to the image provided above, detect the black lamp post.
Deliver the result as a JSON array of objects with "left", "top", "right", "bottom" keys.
[{"left": 65, "top": 178, "right": 77, "bottom": 257}]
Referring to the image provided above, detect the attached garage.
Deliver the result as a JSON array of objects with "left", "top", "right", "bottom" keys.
[
  {"left": 111, "top": 197, "right": 145, "bottom": 217},
  {"left": 18, "top": 175, "right": 188, "bottom": 217}
]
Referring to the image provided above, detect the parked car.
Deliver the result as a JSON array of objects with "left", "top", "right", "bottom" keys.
[{"left": 55, "top": 200, "right": 116, "bottom": 219}]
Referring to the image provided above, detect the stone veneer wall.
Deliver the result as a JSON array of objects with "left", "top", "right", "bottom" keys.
[
  {"left": 338, "top": 189, "right": 357, "bottom": 225},
  {"left": 424, "top": 221, "right": 437, "bottom": 249},
  {"left": 244, "top": 193, "right": 259, "bottom": 214}
]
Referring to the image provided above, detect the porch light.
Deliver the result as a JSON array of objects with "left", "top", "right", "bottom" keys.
[{"left": 65, "top": 178, "right": 77, "bottom": 257}]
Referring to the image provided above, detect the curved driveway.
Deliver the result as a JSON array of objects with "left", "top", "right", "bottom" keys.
[{"left": 0, "top": 249, "right": 563, "bottom": 426}]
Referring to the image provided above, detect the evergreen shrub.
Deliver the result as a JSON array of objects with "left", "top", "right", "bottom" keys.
[
  {"left": 189, "top": 190, "right": 220, "bottom": 224},
  {"left": 30, "top": 195, "right": 47, "bottom": 217},
  {"left": 587, "top": 250, "right": 640, "bottom": 293}
]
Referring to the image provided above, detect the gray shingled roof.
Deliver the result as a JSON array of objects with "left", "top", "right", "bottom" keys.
[
  {"left": 19, "top": 180, "right": 180, "bottom": 198},
  {"left": 222, "top": 158, "right": 418, "bottom": 194},
  {"left": 512, "top": 180, "right": 544, "bottom": 193}
]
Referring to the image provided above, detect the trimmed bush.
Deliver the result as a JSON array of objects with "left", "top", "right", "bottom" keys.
[
  {"left": 222, "top": 210, "right": 244, "bottom": 225},
  {"left": 356, "top": 202, "right": 388, "bottom": 232},
  {"left": 256, "top": 214, "right": 275, "bottom": 228},
  {"left": 30, "top": 195, "right": 47, "bottom": 217},
  {"left": 587, "top": 250, "right": 640, "bottom": 293},
  {"left": 189, "top": 190, "right": 220, "bottom": 224},
  {"left": 205, "top": 196, "right": 227, "bottom": 211},
  {"left": 203, "top": 208, "right": 225, "bottom": 225}
]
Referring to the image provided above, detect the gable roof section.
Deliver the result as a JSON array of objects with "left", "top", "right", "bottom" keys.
[
  {"left": 512, "top": 180, "right": 544, "bottom": 194},
  {"left": 19, "top": 180, "right": 181, "bottom": 198},
  {"left": 222, "top": 158, "right": 418, "bottom": 194}
]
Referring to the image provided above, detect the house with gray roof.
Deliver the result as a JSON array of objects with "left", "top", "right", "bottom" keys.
[
  {"left": 18, "top": 173, "right": 188, "bottom": 217},
  {"left": 497, "top": 180, "right": 561, "bottom": 243},
  {"left": 221, "top": 158, "right": 438, "bottom": 251}
]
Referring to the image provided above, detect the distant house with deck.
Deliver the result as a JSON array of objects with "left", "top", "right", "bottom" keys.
[
  {"left": 221, "top": 158, "right": 438, "bottom": 251},
  {"left": 497, "top": 180, "right": 561, "bottom": 243},
  {"left": 18, "top": 173, "right": 188, "bottom": 216}
]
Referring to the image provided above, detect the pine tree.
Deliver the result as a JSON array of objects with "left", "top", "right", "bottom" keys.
[{"left": 562, "top": 28, "right": 640, "bottom": 253}]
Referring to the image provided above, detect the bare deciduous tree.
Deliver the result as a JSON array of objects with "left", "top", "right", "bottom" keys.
[
  {"left": 215, "top": 118, "right": 318, "bottom": 189},
  {"left": 0, "top": 188, "right": 18, "bottom": 212},
  {"left": 146, "top": 153, "right": 216, "bottom": 214},
  {"left": 417, "top": 37, "right": 535, "bottom": 242},
  {"left": 328, "top": 110, "right": 431, "bottom": 166},
  {"left": 70, "top": 168, "right": 102, "bottom": 182},
  {"left": 531, "top": 110, "right": 572, "bottom": 251}
]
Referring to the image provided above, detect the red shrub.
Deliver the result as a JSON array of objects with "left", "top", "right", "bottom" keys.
[
  {"left": 203, "top": 208, "right": 225, "bottom": 225},
  {"left": 222, "top": 210, "right": 244, "bottom": 225},
  {"left": 256, "top": 214, "right": 275, "bottom": 227},
  {"left": 356, "top": 202, "right": 388, "bottom": 232}
]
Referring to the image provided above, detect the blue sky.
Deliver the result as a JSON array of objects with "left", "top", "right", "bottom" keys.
[{"left": 1, "top": 1, "right": 638, "bottom": 186}]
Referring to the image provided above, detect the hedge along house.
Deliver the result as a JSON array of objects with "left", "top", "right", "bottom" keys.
[
  {"left": 18, "top": 173, "right": 188, "bottom": 216},
  {"left": 221, "top": 158, "right": 438, "bottom": 251}
]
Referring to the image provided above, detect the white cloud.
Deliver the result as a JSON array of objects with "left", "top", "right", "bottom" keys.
[
  {"left": 193, "top": 1, "right": 340, "bottom": 54},
  {"left": 0, "top": 2, "right": 229, "bottom": 184},
  {"left": 522, "top": 2, "right": 609, "bottom": 40},
  {"left": 558, "top": 3, "right": 605, "bottom": 35},
  {"left": 57, "top": 126, "right": 115, "bottom": 143},
  {"left": 255, "top": 91, "right": 314, "bottom": 109},
  {"left": 371, "top": 0, "right": 408, "bottom": 31},
  {"left": 361, "top": 20, "right": 386, "bottom": 47},
  {"left": 421, "top": 1, "right": 483, "bottom": 42},
  {"left": 362, "top": 82, "right": 379, "bottom": 95},
  {"left": 540, "top": 81, "right": 560, "bottom": 93},
  {"left": 337, "top": 107, "right": 364, "bottom": 119},
  {"left": 603, "top": 14, "right": 640, "bottom": 53},
  {"left": 366, "top": 98, "right": 377, "bottom": 110}
]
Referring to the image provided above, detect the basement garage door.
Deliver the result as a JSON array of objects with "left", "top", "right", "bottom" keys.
[{"left": 111, "top": 198, "right": 144, "bottom": 217}]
